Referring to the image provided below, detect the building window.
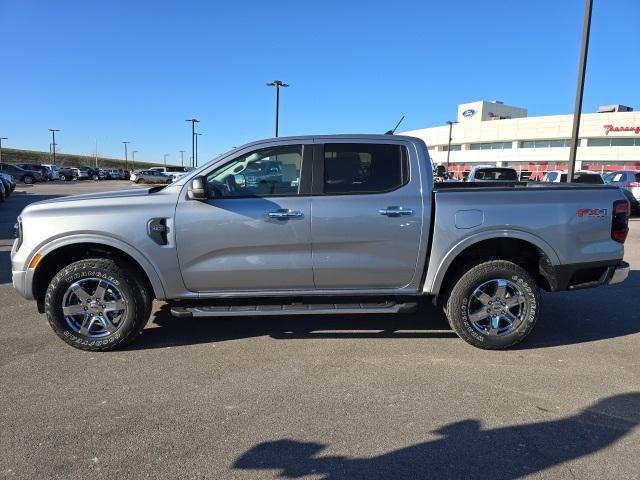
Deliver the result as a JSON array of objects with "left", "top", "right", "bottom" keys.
[
  {"left": 469, "top": 142, "right": 512, "bottom": 150},
  {"left": 521, "top": 139, "right": 570, "bottom": 148},
  {"left": 587, "top": 138, "right": 639, "bottom": 147},
  {"left": 441, "top": 144, "right": 462, "bottom": 152}
]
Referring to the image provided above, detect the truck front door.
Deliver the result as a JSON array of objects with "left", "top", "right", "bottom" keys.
[{"left": 175, "top": 143, "right": 314, "bottom": 292}]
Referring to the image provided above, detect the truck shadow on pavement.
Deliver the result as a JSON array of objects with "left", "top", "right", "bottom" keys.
[
  {"left": 233, "top": 392, "right": 640, "bottom": 480},
  {"left": 132, "top": 272, "right": 640, "bottom": 350}
]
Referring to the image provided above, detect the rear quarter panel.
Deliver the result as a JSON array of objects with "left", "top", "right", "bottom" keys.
[{"left": 425, "top": 186, "right": 626, "bottom": 294}]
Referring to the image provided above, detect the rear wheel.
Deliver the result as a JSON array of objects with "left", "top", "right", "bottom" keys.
[
  {"left": 23, "top": 175, "right": 34, "bottom": 184},
  {"left": 44, "top": 258, "right": 152, "bottom": 351},
  {"left": 59, "top": 174, "right": 67, "bottom": 181},
  {"left": 444, "top": 260, "right": 541, "bottom": 349}
]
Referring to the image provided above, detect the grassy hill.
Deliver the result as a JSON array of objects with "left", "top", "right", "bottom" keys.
[{"left": 0, "top": 147, "right": 162, "bottom": 170}]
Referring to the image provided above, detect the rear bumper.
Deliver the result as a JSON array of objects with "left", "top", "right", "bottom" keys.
[
  {"left": 552, "top": 259, "right": 626, "bottom": 291},
  {"left": 608, "top": 261, "right": 630, "bottom": 285}
]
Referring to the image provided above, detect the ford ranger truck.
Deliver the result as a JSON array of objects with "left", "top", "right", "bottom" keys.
[{"left": 11, "top": 135, "right": 630, "bottom": 351}]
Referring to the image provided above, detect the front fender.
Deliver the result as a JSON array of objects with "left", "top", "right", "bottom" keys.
[
  {"left": 26, "top": 233, "right": 167, "bottom": 300},
  {"left": 424, "top": 228, "right": 561, "bottom": 295}
]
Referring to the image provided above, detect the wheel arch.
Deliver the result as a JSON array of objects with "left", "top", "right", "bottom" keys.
[
  {"left": 31, "top": 237, "right": 166, "bottom": 312},
  {"left": 427, "top": 230, "right": 561, "bottom": 299}
]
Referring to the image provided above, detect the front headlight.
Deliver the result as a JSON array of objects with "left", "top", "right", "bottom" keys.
[{"left": 14, "top": 216, "right": 23, "bottom": 250}]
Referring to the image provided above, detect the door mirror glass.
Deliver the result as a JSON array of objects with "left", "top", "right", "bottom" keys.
[{"left": 187, "top": 176, "right": 208, "bottom": 200}]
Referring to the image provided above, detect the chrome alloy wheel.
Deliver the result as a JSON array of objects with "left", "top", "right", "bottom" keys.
[
  {"left": 466, "top": 278, "right": 528, "bottom": 337},
  {"left": 62, "top": 278, "right": 128, "bottom": 338}
]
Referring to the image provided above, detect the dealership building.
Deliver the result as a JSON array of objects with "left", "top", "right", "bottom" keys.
[{"left": 401, "top": 100, "right": 640, "bottom": 179}]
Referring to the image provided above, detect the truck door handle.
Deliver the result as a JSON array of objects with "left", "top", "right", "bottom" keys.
[
  {"left": 268, "top": 209, "right": 304, "bottom": 220},
  {"left": 379, "top": 206, "right": 414, "bottom": 217}
]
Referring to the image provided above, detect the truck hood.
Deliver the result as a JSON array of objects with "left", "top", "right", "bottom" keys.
[{"left": 30, "top": 186, "right": 163, "bottom": 205}]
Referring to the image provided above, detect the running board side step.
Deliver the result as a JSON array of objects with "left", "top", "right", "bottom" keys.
[{"left": 170, "top": 301, "right": 418, "bottom": 318}]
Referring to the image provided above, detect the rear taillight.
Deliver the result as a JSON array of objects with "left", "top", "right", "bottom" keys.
[
  {"left": 612, "top": 199, "right": 630, "bottom": 243},
  {"left": 627, "top": 181, "right": 640, "bottom": 187}
]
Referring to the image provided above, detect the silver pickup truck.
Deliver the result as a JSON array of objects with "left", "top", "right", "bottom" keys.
[{"left": 11, "top": 135, "right": 631, "bottom": 351}]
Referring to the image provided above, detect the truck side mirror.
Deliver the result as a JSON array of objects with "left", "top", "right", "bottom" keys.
[{"left": 187, "top": 176, "right": 208, "bottom": 200}]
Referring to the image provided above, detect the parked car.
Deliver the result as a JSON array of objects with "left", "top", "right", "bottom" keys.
[
  {"left": 0, "top": 163, "right": 43, "bottom": 184},
  {"left": 150, "top": 166, "right": 191, "bottom": 182},
  {"left": 0, "top": 171, "right": 16, "bottom": 195},
  {"left": 40, "top": 164, "right": 61, "bottom": 181},
  {"left": 17, "top": 164, "right": 53, "bottom": 181},
  {"left": 71, "top": 168, "right": 89, "bottom": 180},
  {"left": 620, "top": 188, "right": 640, "bottom": 215},
  {"left": 57, "top": 167, "right": 76, "bottom": 181},
  {"left": 130, "top": 169, "right": 173, "bottom": 184},
  {"left": 543, "top": 170, "right": 604, "bottom": 184},
  {"left": 603, "top": 170, "right": 640, "bottom": 204},
  {"left": 85, "top": 167, "right": 104, "bottom": 181},
  {"left": 10, "top": 135, "right": 630, "bottom": 352},
  {"left": 104, "top": 168, "right": 124, "bottom": 179},
  {"left": 0, "top": 176, "right": 6, "bottom": 202},
  {"left": 467, "top": 166, "right": 519, "bottom": 182}
]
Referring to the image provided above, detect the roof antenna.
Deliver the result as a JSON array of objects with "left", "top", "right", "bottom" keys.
[{"left": 385, "top": 115, "right": 405, "bottom": 135}]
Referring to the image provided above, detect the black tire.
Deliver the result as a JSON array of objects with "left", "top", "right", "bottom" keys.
[
  {"left": 44, "top": 258, "right": 152, "bottom": 351},
  {"left": 23, "top": 175, "right": 34, "bottom": 185},
  {"left": 444, "top": 259, "right": 541, "bottom": 350},
  {"left": 92, "top": 174, "right": 99, "bottom": 181},
  {"left": 59, "top": 174, "right": 66, "bottom": 181}
]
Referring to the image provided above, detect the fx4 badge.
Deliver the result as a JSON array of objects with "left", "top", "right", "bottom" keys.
[{"left": 577, "top": 208, "right": 608, "bottom": 218}]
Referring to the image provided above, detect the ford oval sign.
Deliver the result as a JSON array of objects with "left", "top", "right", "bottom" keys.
[{"left": 462, "top": 109, "right": 476, "bottom": 117}]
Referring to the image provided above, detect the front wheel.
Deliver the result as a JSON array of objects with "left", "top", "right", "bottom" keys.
[
  {"left": 44, "top": 258, "right": 152, "bottom": 351},
  {"left": 59, "top": 174, "right": 66, "bottom": 181},
  {"left": 444, "top": 260, "right": 541, "bottom": 349},
  {"left": 23, "top": 175, "right": 34, "bottom": 184}
]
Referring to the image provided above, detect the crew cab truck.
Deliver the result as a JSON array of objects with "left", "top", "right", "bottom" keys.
[{"left": 11, "top": 135, "right": 631, "bottom": 351}]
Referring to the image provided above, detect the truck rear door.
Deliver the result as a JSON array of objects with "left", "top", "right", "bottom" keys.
[{"left": 310, "top": 140, "right": 426, "bottom": 290}]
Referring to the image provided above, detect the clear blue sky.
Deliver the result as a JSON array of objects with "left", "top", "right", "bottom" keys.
[{"left": 1, "top": 0, "right": 638, "bottom": 165}]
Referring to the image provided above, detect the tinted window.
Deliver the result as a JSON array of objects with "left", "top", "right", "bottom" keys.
[
  {"left": 205, "top": 145, "right": 302, "bottom": 198},
  {"left": 574, "top": 173, "right": 604, "bottom": 184},
  {"left": 323, "top": 143, "right": 408, "bottom": 194},
  {"left": 473, "top": 168, "right": 518, "bottom": 181}
]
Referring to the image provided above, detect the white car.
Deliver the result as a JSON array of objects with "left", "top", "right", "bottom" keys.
[
  {"left": 40, "top": 164, "right": 61, "bottom": 181},
  {"left": 543, "top": 170, "right": 604, "bottom": 184},
  {"left": 467, "top": 166, "right": 519, "bottom": 182},
  {"left": 150, "top": 166, "right": 191, "bottom": 182}
]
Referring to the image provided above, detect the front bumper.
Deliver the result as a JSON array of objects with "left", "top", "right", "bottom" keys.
[{"left": 608, "top": 261, "right": 630, "bottom": 285}]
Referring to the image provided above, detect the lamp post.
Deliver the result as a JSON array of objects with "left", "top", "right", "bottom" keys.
[
  {"left": 122, "top": 141, "right": 130, "bottom": 171},
  {"left": 194, "top": 133, "right": 202, "bottom": 167},
  {"left": 0, "top": 137, "right": 7, "bottom": 165},
  {"left": 567, "top": 0, "right": 594, "bottom": 183},
  {"left": 49, "top": 129, "right": 60, "bottom": 165},
  {"left": 445, "top": 121, "right": 458, "bottom": 169},
  {"left": 179, "top": 150, "right": 185, "bottom": 167},
  {"left": 131, "top": 150, "right": 138, "bottom": 171},
  {"left": 163, "top": 154, "right": 169, "bottom": 168},
  {"left": 266, "top": 80, "right": 289, "bottom": 137},
  {"left": 185, "top": 118, "right": 199, "bottom": 168}
]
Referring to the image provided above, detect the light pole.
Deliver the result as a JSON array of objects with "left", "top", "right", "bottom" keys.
[
  {"left": 445, "top": 121, "right": 458, "bottom": 169},
  {"left": 163, "top": 154, "right": 169, "bottom": 168},
  {"left": 179, "top": 150, "right": 185, "bottom": 167},
  {"left": 131, "top": 150, "right": 138, "bottom": 171},
  {"left": 185, "top": 118, "right": 199, "bottom": 168},
  {"left": 567, "top": 0, "right": 594, "bottom": 183},
  {"left": 266, "top": 80, "right": 289, "bottom": 137},
  {"left": 0, "top": 137, "right": 7, "bottom": 165},
  {"left": 49, "top": 129, "right": 60, "bottom": 165},
  {"left": 122, "top": 141, "right": 130, "bottom": 171},
  {"left": 194, "top": 133, "right": 202, "bottom": 167}
]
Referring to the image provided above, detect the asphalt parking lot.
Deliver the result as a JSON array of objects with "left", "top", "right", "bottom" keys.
[{"left": 1, "top": 181, "right": 639, "bottom": 480}]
